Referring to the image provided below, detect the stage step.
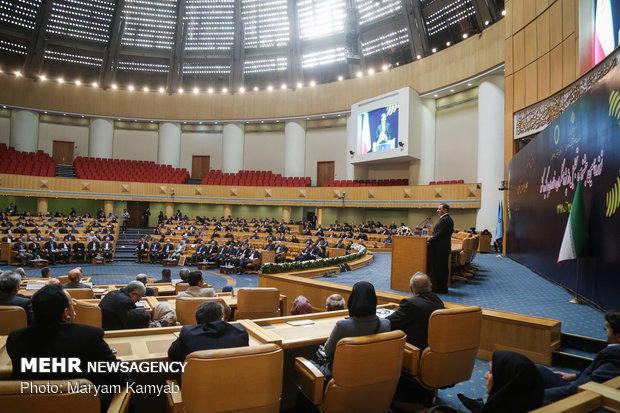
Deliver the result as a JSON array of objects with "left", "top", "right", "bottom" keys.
[{"left": 551, "top": 333, "right": 606, "bottom": 371}]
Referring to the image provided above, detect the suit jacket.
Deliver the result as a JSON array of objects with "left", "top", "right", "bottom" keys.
[
  {"left": 545, "top": 344, "right": 620, "bottom": 403},
  {"left": 0, "top": 292, "right": 33, "bottom": 324},
  {"left": 73, "top": 242, "right": 85, "bottom": 252},
  {"left": 386, "top": 292, "right": 445, "bottom": 350},
  {"left": 87, "top": 241, "right": 100, "bottom": 251},
  {"left": 428, "top": 213, "right": 454, "bottom": 252},
  {"left": 101, "top": 242, "right": 113, "bottom": 251},
  {"left": 99, "top": 288, "right": 137, "bottom": 330},
  {"left": 162, "top": 243, "right": 174, "bottom": 254},
  {"left": 177, "top": 286, "right": 216, "bottom": 298},
  {"left": 167, "top": 321, "right": 249, "bottom": 361},
  {"left": 43, "top": 241, "right": 58, "bottom": 253},
  {"left": 63, "top": 281, "right": 92, "bottom": 289},
  {"left": 150, "top": 242, "right": 162, "bottom": 252},
  {"left": 8, "top": 322, "right": 128, "bottom": 386}
]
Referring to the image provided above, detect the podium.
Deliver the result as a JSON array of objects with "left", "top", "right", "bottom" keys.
[{"left": 390, "top": 236, "right": 429, "bottom": 292}]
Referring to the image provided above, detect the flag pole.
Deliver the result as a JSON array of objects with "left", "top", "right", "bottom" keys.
[{"left": 568, "top": 258, "right": 583, "bottom": 304}]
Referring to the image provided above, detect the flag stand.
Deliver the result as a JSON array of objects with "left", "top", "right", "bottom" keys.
[{"left": 568, "top": 258, "right": 584, "bottom": 304}]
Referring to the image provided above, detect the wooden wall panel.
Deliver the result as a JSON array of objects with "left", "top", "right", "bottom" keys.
[
  {"left": 525, "top": 62, "right": 538, "bottom": 106},
  {"left": 537, "top": 53, "right": 551, "bottom": 100},
  {"left": 523, "top": 0, "right": 537, "bottom": 25},
  {"left": 525, "top": 22, "right": 538, "bottom": 65},
  {"left": 512, "top": 0, "right": 524, "bottom": 32},
  {"left": 537, "top": 10, "right": 550, "bottom": 57},
  {"left": 562, "top": 34, "right": 577, "bottom": 86},
  {"left": 513, "top": 30, "right": 526, "bottom": 71},
  {"left": 562, "top": 0, "right": 575, "bottom": 40},
  {"left": 504, "top": 74, "right": 514, "bottom": 163},
  {"left": 536, "top": 0, "right": 550, "bottom": 15},
  {"left": 549, "top": 0, "right": 563, "bottom": 48},
  {"left": 505, "top": 0, "right": 513, "bottom": 39},
  {"left": 513, "top": 69, "right": 526, "bottom": 111},
  {"left": 505, "top": 38, "right": 513, "bottom": 75},
  {"left": 549, "top": 45, "right": 564, "bottom": 94}
]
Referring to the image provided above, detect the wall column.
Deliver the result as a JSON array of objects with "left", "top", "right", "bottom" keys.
[
  {"left": 316, "top": 208, "right": 323, "bottom": 226},
  {"left": 104, "top": 200, "right": 114, "bottom": 216},
  {"left": 223, "top": 204, "right": 232, "bottom": 219},
  {"left": 10, "top": 110, "right": 39, "bottom": 153},
  {"left": 476, "top": 75, "right": 505, "bottom": 236},
  {"left": 165, "top": 202, "right": 174, "bottom": 218},
  {"left": 414, "top": 98, "right": 437, "bottom": 185},
  {"left": 37, "top": 198, "right": 48, "bottom": 215},
  {"left": 89, "top": 118, "right": 114, "bottom": 158},
  {"left": 345, "top": 115, "right": 355, "bottom": 180},
  {"left": 284, "top": 120, "right": 306, "bottom": 177},
  {"left": 158, "top": 122, "right": 181, "bottom": 168},
  {"left": 282, "top": 206, "right": 291, "bottom": 223},
  {"left": 222, "top": 123, "right": 244, "bottom": 173}
]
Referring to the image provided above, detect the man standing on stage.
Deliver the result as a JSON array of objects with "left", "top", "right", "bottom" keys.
[{"left": 427, "top": 203, "right": 454, "bottom": 294}]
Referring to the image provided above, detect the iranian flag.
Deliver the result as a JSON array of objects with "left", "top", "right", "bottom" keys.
[{"left": 557, "top": 181, "right": 589, "bottom": 264}]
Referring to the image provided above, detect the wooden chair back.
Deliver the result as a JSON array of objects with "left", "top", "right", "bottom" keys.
[
  {"left": 73, "top": 299, "right": 102, "bottom": 327},
  {"left": 417, "top": 306, "right": 482, "bottom": 389},
  {"left": 182, "top": 344, "right": 283, "bottom": 413},
  {"left": 175, "top": 282, "right": 190, "bottom": 294},
  {"left": 235, "top": 288, "right": 280, "bottom": 320},
  {"left": 64, "top": 288, "right": 94, "bottom": 299},
  {"left": 176, "top": 296, "right": 228, "bottom": 325},
  {"left": 322, "top": 330, "right": 406, "bottom": 413},
  {"left": 56, "top": 275, "right": 69, "bottom": 284},
  {"left": 0, "top": 306, "right": 27, "bottom": 335}
]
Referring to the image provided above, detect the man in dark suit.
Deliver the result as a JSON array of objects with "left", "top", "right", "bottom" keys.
[
  {"left": 86, "top": 238, "right": 101, "bottom": 261},
  {"left": 274, "top": 241, "right": 289, "bottom": 263},
  {"left": 101, "top": 236, "right": 114, "bottom": 262},
  {"left": 160, "top": 238, "right": 175, "bottom": 261},
  {"left": 135, "top": 237, "right": 149, "bottom": 262},
  {"left": 149, "top": 239, "right": 162, "bottom": 263},
  {"left": 99, "top": 281, "right": 146, "bottom": 330},
  {"left": 43, "top": 236, "right": 59, "bottom": 265},
  {"left": 72, "top": 239, "right": 86, "bottom": 263},
  {"left": 537, "top": 309, "right": 620, "bottom": 405},
  {"left": 190, "top": 239, "right": 208, "bottom": 265},
  {"left": 7, "top": 284, "right": 128, "bottom": 412},
  {"left": 427, "top": 203, "right": 454, "bottom": 293},
  {"left": 0, "top": 270, "right": 32, "bottom": 323},
  {"left": 62, "top": 268, "right": 92, "bottom": 289},
  {"left": 387, "top": 272, "right": 444, "bottom": 350},
  {"left": 153, "top": 268, "right": 172, "bottom": 284},
  {"left": 168, "top": 301, "right": 248, "bottom": 361},
  {"left": 57, "top": 240, "right": 72, "bottom": 263},
  {"left": 13, "top": 238, "right": 32, "bottom": 266}
]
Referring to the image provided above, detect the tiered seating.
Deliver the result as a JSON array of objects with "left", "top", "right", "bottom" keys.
[
  {"left": 73, "top": 157, "right": 189, "bottom": 184},
  {"left": 201, "top": 170, "right": 311, "bottom": 187},
  {"left": 429, "top": 180, "right": 465, "bottom": 185},
  {"left": 324, "top": 179, "right": 408, "bottom": 187},
  {"left": 0, "top": 144, "right": 55, "bottom": 177}
]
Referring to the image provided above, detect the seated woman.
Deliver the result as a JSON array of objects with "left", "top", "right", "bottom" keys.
[
  {"left": 318, "top": 281, "right": 389, "bottom": 380},
  {"left": 434, "top": 350, "right": 544, "bottom": 413}
]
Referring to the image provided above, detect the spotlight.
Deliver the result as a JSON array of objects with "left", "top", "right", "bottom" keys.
[
  {"left": 58, "top": 78, "right": 64, "bottom": 83},
  {"left": 338, "top": 76, "right": 343, "bottom": 81},
  {"left": 296, "top": 82, "right": 303, "bottom": 88},
  {"left": 39, "top": 75, "right": 46, "bottom": 81},
  {"left": 239, "top": 87, "right": 245, "bottom": 93},
  {"left": 91, "top": 82, "right": 98, "bottom": 87},
  {"left": 159, "top": 87, "right": 165, "bottom": 93},
  {"left": 462, "top": 33, "right": 468, "bottom": 39},
  {"left": 75, "top": 80, "right": 81, "bottom": 85},
  {"left": 128, "top": 85, "right": 134, "bottom": 91},
  {"left": 309, "top": 80, "right": 316, "bottom": 86},
  {"left": 112, "top": 84, "right": 117, "bottom": 89},
  {"left": 398, "top": 142, "right": 404, "bottom": 148},
  {"left": 143, "top": 86, "right": 149, "bottom": 92},
  {"left": 193, "top": 87, "right": 199, "bottom": 94},
  {"left": 178, "top": 88, "right": 184, "bottom": 94},
  {"left": 281, "top": 84, "right": 286, "bottom": 89},
  {"left": 349, "top": 150, "right": 354, "bottom": 155},
  {"left": 267, "top": 85, "right": 273, "bottom": 91},
  {"left": 222, "top": 88, "right": 227, "bottom": 93}
]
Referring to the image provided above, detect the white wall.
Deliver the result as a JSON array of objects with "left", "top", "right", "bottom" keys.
[
  {"left": 113, "top": 129, "right": 158, "bottom": 161},
  {"left": 305, "top": 127, "right": 347, "bottom": 184},
  {"left": 367, "top": 162, "right": 409, "bottom": 180},
  {"left": 244, "top": 132, "right": 285, "bottom": 173},
  {"left": 38, "top": 122, "right": 89, "bottom": 159},
  {"left": 0, "top": 117, "right": 10, "bottom": 145},
  {"left": 434, "top": 100, "right": 478, "bottom": 182},
  {"left": 180, "top": 132, "right": 223, "bottom": 173}
]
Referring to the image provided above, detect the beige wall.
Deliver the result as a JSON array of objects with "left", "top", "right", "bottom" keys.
[
  {"left": 367, "top": 162, "right": 410, "bottom": 180},
  {"left": 38, "top": 122, "right": 89, "bottom": 159},
  {"left": 180, "top": 132, "right": 223, "bottom": 174},
  {"left": 0, "top": 116, "right": 9, "bottom": 144},
  {"left": 113, "top": 129, "right": 158, "bottom": 161},
  {"left": 435, "top": 100, "right": 479, "bottom": 182},
  {"left": 305, "top": 127, "right": 347, "bottom": 184},
  {"left": 243, "top": 132, "right": 286, "bottom": 173}
]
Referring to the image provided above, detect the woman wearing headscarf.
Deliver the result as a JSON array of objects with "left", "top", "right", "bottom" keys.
[
  {"left": 150, "top": 302, "right": 178, "bottom": 327},
  {"left": 291, "top": 295, "right": 313, "bottom": 315},
  {"left": 433, "top": 350, "right": 544, "bottom": 413},
  {"left": 320, "top": 281, "right": 390, "bottom": 379}
]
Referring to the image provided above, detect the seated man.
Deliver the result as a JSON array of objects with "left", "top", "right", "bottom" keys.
[
  {"left": 386, "top": 272, "right": 445, "bottom": 350},
  {"left": 537, "top": 309, "right": 620, "bottom": 405},
  {"left": 149, "top": 239, "right": 162, "bottom": 263},
  {"left": 99, "top": 281, "right": 146, "bottom": 330},
  {"left": 154, "top": 268, "right": 172, "bottom": 283},
  {"left": 190, "top": 239, "right": 208, "bottom": 265},
  {"left": 135, "top": 273, "right": 155, "bottom": 296},
  {"left": 28, "top": 240, "right": 44, "bottom": 260},
  {"left": 43, "top": 236, "right": 59, "bottom": 265},
  {"left": 177, "top": 271, "right": 216, "bottom": 298},
  {"left": 135, "top": 237, "right": 149, "bottom": 262},
  {"left": 86, "top": 238, "right": 101, "bottom": 261},
  {"left": 57, "top": 240, "right": 72, "bottom": 263},
  {"left": 238, "top": 247, "right": 261, "bottom": 273},
  {"left": 264, "top": 240, "right": 276, "bottom": 251},
  {"left": 13, "top": 238, "right": 32, "bottom": 266},
  {"left": 274, "top": 241, "right": 288, "bottom": 263},
  {"left": 101, "top": 236, "right": 114, "bottom": 261},
  {"left": 124, "top": 309, "right": 152, "bottom": 329},
  {"left": 326, "top": 293, "right": 346, "bottom": 311},
  {"left": 0, "top": 270, "right": 32, "bottom": 323},
  {"left": 295, "top": 243, "right": 319, "bottom": 261},
  {"left": 160, "top": 238, "right": 175, "bottom": 261},
  {"left": 168, "top": 301, "right": 248, "bottom": 361},
  {"left": 72, "top": 239, "right": 86, "bottom": 263},
  {"left": 7, "top": 284, "right": 128, "bottom": 412},
  {"left": 62, "top": 267, "right": 92, "bottom": 289},
  {"left": 169, "top": 239, "right": 186, "bottom": 261}
]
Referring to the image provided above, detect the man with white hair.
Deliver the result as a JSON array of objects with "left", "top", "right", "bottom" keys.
[
  {"left": 0, "top": 270, "right": 32, "bottom": 323},
  {"left": 386, "top": 272, "right": 444, "bottom": 350},
  {"left": 99, "top": 280, "right": 146, "bottom": 330},
  {"left": 135, "top": 273, "right": 155, "bottom": 296}
]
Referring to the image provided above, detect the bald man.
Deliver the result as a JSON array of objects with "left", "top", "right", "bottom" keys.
[
  {"left": 62, "top": 268, "right": 91, "bottom": 289},
  {"left": 326, "top": 294, "right": 346, "bottom": 311}
]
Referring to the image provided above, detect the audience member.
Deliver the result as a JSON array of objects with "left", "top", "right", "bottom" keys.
[
  {"left": 15, "top": 267, "right": 26, "bottom": 279},
  {"left": 536, "top": 309, "right": 620, "bottom": 405},
  {"left": 154, "top": 268, "right": 172, "bottom": 283},
  {"left": 40, "top": 267, "right": 50, "bottom": 278},
  {"left": 178, "top": 268, "right": 190, "bottom": 283},
  {"left": 291, "top": 295, "right": 313, "bottom": 315},
  {"left": 168, "top": 301, "right": 249, "bottom": 361},
  {"left": 0, "top": 270, "right": 32, "bottom": 323},
  {"left": 99, "top": 280, "right": 146, "bottom": 330},
  {"left": 177, "top": 271, "right": 216, "bottom": 298},
  {"left": 387, "top": 272, "right": 444, "bottom": 350},
  {"left": 63, "top": 267, "right": 92, "bottom": 289},
  {"left": 325, "top": 294, "right": 346, "bottom": 311},
  {"left": 135, "top": 273, "right": 155, "bottom": 296},
  {"left": 150, "top": 302, "right": 178, "bottom": 327},
  {"left": 7, "top": 284, "right": 128, "bottom": 411},
  {"left": 124, "top": 309, "right": 152, "bottom": 329}
]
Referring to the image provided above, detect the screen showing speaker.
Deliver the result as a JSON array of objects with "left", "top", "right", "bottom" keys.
[{"left": 358, "top": 104, "right": 399, "bottom": 154}]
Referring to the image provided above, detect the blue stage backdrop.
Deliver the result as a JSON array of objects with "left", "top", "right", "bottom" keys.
[{"left": 507, "top": 63, "right": 620, "bottom": 311}]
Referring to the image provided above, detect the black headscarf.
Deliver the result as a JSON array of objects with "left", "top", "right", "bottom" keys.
[
  {"left": 348, "top": 281, "right": 377, "bottom": 318},
  {"left": 480, "top": 351, "right": 544, "bottom": 413}
]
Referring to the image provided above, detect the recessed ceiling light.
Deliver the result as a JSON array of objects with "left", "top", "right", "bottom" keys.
[
  {"left": 267, "top": 85, "right": 273, "bottom": 91},
  {"left": 450, "top": 89, "right": 454, "bottom": 92},
  {"left": 193, "top": 87, "right": 199, "bottom": 94},
  {"left": 92, "top": 82, "right": 98, "bottom": 87},
  {"left": 501, "top": 9, "right": 506, "bottom": 16},
  {"left": 434, "top": 94, "right": 438, "bottom": 97},
  {"left": 468, "top": 83, "right": 472, "bottom": 86},
  {"left": 58, "top": 78, "right": 64, "bottom": 83},
  {"left": 112, "top": 84, "right": 117, "bottom": 89},
  {"left": 431, "top": 48, "right": 437, "bottom": 53},
  {"left": 75, "top": 80, "right": 81, "bottom": 85},
  {"left": 159, "top": 87, "right": 165, "bottom": 93},
  {"left": 281, "top": 84, "right": 286, "bottom": 89},
  {"left": 222, "top": 88, "right": 228, "bottom": 93},
  {"left": 239, "top": 87, "right": 245, "bottom": 93},
  {"left": 338, "top": 76, "right": 343, "bottom": 81},
  {"left": 485, "top": 20, "right": 489, "bottom": 25},
  {"left": 39, "top": 75, "right": 46, "bottom": 81},
  {"left": 416, "top": 55, "right": 421, "bottom": 59},
  {"left": 296, "top": 82, "right": 302, "bottom": 88},
  {"left": 208, "top": 88, "right": 213, "bottom": 94},
  {"left": 462, "top": 33, "right": 468, "bottom": 39},
  {"left": 382, "top": 65, "right": 388, "bottom": 71},
  {"left": 356, "top": 71, "right": 363, "bottom": 77},
  {"left": 143, "top": 86, "right": 148, "bottom": 92},
  {"left": 368, "top": 68, "right": 374, "bottom": 75},
  {"left": 310, "top": 81, "right": 316, "bottom": 87},
  {"left": 15, "top": 71, "right": 21, "bottom": 77},
  {"left": 178, "top": 88, "right": 184, "bottom": 94},
  {"left": 446, "top": 41, "right": 451, "bottom": 46},
  {"left": 128, "top": 85, "right": 134, "bottom": 91},
  {"left": 254, "top": 86, "right": 258, "bottom": 91}
]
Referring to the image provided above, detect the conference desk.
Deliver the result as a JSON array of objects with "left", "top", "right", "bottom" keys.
[{"left": 18, "top": 277, "right": 93, "bottom": 298}]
